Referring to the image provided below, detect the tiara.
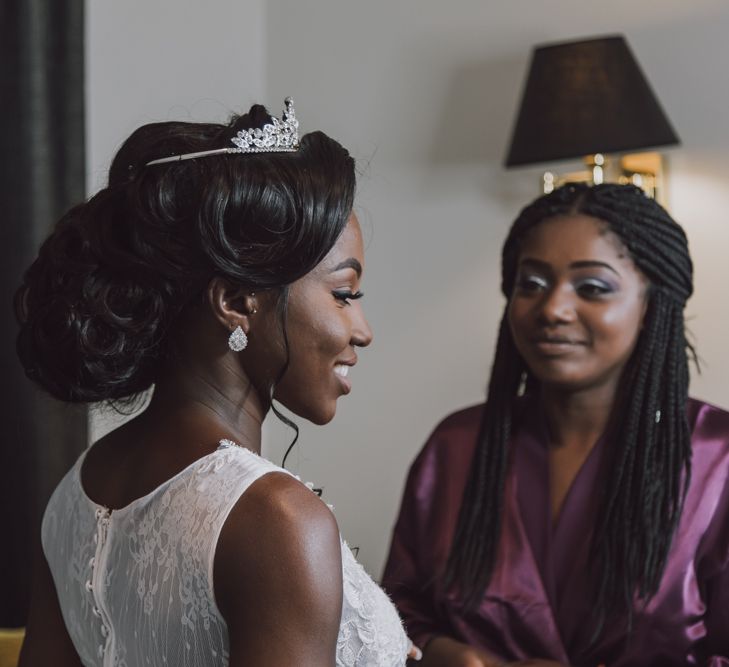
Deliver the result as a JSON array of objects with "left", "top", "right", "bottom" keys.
[{"left": 145, "top": 97, "right": 300, "bottom": 166}]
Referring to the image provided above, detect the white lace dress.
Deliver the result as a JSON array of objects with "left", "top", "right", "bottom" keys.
[{"left": 42, "top": 441, "right": 409, "bottom": 666}]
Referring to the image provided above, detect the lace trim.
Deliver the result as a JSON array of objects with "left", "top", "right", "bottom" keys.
[{"left": 337, "top": 542, "right": 408, "bottom": 666}]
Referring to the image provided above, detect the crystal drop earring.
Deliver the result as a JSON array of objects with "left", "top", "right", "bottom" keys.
[{"left": 228, "top": 325, "right": 248, "bottom": 352}]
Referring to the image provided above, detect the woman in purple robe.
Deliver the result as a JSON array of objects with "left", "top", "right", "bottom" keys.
[{"left": 382, "top": 183, "right": 729, "bottom": 667}]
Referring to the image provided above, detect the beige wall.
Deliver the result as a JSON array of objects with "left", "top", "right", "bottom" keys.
[{"left": 88, "top": 0, "right": 729, "bottom": 579}]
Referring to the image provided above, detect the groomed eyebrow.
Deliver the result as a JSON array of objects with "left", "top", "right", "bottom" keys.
[
  {"left": 519, "top": 257, "right": 620, "bottom": 277},
  {"left": 330, "top": 258, "right": 362, "bottom": 277}
]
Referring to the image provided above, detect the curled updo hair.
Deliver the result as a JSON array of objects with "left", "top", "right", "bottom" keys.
[
  {"left": 446, "top": 183, "right": 695, "bottom": 636},
  {"left": 15, "top": 104, "right": 356, "bottom": 404}
]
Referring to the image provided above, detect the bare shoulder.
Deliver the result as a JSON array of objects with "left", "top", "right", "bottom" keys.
[
  {"left": 220, "top": 471, "right": 340, "bottom": 558},
  {"left": 213, "top": 471, "right": 343, "bottom": 665}
]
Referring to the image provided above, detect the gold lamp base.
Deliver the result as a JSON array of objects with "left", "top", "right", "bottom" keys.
[{"left": 542, "top": 152, "right": 667, "bottom": 204}]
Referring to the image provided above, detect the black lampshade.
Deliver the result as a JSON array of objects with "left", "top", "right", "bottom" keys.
[{"left": 505, "top": 35, "right": 680, "bottom": 167}]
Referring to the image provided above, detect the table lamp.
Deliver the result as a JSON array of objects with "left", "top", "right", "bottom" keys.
[{"left": 504, "top": 35, "right": 679, "bottom": 199}]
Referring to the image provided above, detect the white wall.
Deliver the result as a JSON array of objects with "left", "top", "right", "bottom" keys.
[
  {"left": 87, "top": 0, "right": 729, "bottom": 579},
  {"left": 86, "top": 0, "right": 267, "bottom": 192}
]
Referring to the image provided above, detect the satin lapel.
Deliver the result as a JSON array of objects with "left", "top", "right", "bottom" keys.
[
  {"left": 549, "top": 433, "right": 609, "bottom": 657},
  {"left": 486, "top": 463, "right": 570, "bottom": 662}
]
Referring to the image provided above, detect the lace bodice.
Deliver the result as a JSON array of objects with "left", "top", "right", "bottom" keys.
[{"left": 42, "top": 442, "right": 408, "bottom": 666}]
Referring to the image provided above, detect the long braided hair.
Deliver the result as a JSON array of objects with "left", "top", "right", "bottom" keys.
[{"left": 445, "top": 183, "right": 695, "bottom": 632}]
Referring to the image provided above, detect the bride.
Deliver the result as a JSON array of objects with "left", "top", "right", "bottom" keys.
[{"left": 16, "top": 99, "right": 418, "bottom": 667}]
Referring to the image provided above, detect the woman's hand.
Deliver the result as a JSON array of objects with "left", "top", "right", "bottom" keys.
[
  {"left": 419, "top": 638, "right": 577, "bottom": 667},
  {"left": 408, "top": 640, "right": 423, "bottom": 661},
  {"left": 419, "top": 636, "right": 504, "bottom": 667}
]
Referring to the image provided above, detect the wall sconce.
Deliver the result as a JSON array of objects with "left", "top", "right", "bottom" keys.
[{"left": 504, "top": 35, "right": 679, "bottom": 201}]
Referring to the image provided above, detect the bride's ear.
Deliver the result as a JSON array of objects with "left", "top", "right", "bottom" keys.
[{"left": 207, "top": 276, "right": 258, "bottom": 336}]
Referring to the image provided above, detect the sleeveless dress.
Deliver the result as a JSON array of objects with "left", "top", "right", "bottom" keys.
[{"left": 42, "top": 440, "right": 409, "bottom": 667}]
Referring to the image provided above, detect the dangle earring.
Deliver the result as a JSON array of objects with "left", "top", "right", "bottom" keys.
[
  {"left": 517, "top": 371, "right": 528, "bottom": 397},
  {"left": 228, "top": 325, "right": 248, "bottom": 352}
]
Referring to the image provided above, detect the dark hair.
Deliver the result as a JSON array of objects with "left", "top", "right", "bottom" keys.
[
  {"left": 446, "top": 183, "right": 695, "bottom": 634},
  {"left": 15, "top": 104, "right": 356, "bottom": 404}
]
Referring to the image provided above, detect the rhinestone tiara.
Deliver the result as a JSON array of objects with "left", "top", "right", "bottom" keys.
[{"left": 145, "top": 97, "right": 300, "bottom": 166}]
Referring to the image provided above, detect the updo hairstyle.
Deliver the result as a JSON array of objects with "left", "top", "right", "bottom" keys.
[{"left": 15, "top": 104, "right": 356, "bottom": 404}]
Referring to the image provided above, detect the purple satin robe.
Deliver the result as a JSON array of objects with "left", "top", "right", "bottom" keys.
[{"left": 382, "top": 399, "right": 729, "bottom": 666}]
